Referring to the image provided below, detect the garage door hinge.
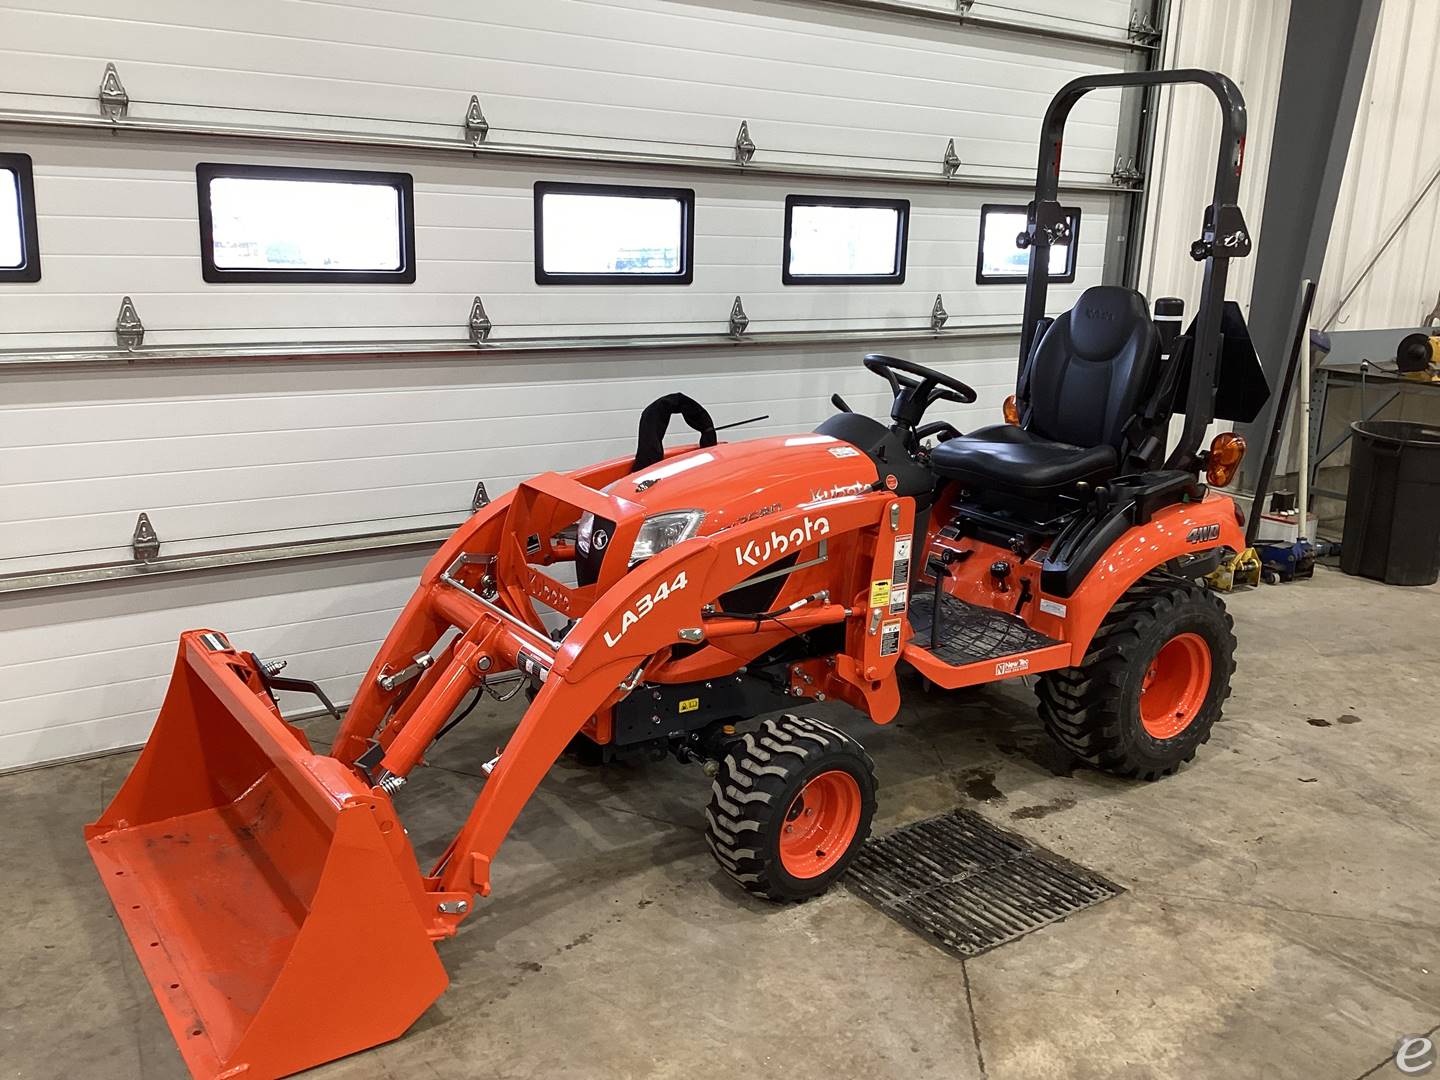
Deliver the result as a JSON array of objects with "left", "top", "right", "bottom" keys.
[
  {"left": 1111, "top": 156, "right": 1143, "bottom": 187},
  {"left": 734, "top": 121, "right": 756, "bottom": 166},
  {"left": 941, "top": 138, "right": 962, "bottom": 179},
  {"left": 132, "top": 513, "right": 161, "bottom": 562},
  {"left": 471, "top": 482, "right": 491, "bottom": 511},
  {"left": 931, "top": 295, "right": 949, "bottom": 332},
  {"left": 1127, "top": 11, "right": 1160, "bottom": 43},
  {"left": 115, "top": 296, "right": 144, "bottom": 350},
  {"left": 468, "top": 296, "right": 493, "bottom": 344},
  {"left": 464, "top": 95, "right": 489, "bottom": 145},
  {"left": 956, "top": 1, "right": 975, "bottom": 18},
  {"left": 99, "top": 62, "right": 129, "bottom": 120},
  {"left": 729, "top": 296, "right": 750, "bottom": 339}
]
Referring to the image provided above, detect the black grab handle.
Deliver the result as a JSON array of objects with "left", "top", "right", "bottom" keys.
[{"left": 632, "top": 393, "right": 718, "bottom": 471}]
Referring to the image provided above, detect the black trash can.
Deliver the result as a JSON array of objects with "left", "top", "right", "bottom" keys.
[{"left": 1340, "top": 420, "right": 1440, "bottom": 586}]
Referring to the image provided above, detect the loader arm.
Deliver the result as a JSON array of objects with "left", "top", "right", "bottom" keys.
[{"left": 409, "top": 487, "right": 912, "bottom": 897}]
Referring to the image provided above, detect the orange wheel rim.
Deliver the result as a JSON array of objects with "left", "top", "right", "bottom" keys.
[
  {"left": 1139, "top": 632, "right": 1212, "bottom": 739},
  {"left": 778, "top": 769, "right": 862, "bottom": 879}
]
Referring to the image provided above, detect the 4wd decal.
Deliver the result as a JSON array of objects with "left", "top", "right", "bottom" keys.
[
  {"left": 604, "top": 571, "right": 688, "bottom": 648},
  {"left": 734, "top": 515, "right": 831, "bottom": 568},
  {"left": 1186, "top": 523, "right": 1222, "bottom": 544}
]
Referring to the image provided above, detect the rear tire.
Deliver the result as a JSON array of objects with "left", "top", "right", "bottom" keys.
[
  {"left": 705, "top": 714, "right": 877, "bottom": 901},
  {"left": 1037, "top": 575, "right": 1236, "bottom": 780}
]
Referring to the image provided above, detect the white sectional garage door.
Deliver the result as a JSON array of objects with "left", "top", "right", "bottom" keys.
[{"left": 0, "top": 0, "right": 1151, "bottom": 768}]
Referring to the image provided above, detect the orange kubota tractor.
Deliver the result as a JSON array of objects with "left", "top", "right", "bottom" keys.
[{"left": 88, "top": 69, "right": 1267, "bottom": 1080}]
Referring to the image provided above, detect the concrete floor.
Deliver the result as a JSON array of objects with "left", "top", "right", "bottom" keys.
[{"left": 2, "top": 565, "right": 1437, "bottom": 1079}]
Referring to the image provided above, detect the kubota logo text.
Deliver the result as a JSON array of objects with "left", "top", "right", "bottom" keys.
[
  {"left": 604, "top": 571, "right": 688, "bottom": 648},
  {"left": 735, "top": 516, "right": 831, "bottom": 568}
]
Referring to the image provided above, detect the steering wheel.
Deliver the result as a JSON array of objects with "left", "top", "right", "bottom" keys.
[{"left": 863, "top": 353, "right": 977, "bottom": 434}]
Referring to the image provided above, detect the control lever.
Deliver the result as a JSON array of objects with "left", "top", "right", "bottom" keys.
[
  {"left": 924, "top": 548, "right": 972, "bottom": 650},
  {"left": 249, "top": 652, "right": 341, "bottom": 721},
  {"left": 989, "top": 560, "right": 1012, "bottom": 593},
  {"left": 831, "top": 393, "right": 853, "bottom": 413}
]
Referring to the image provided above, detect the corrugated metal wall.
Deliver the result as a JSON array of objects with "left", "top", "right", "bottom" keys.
[
  {"left": 1138, "top": 0, "right": 1291, "bottom": 317},
  {"left": 1314, "top": 0, "right": 1440, "bottom": 333},
  {"left": 1144, "top": 0, "right": 1440, "bottom": 335}
]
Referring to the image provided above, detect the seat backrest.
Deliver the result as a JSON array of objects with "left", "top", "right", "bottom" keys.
[{"left": 1026, "top": 285, "right": 1160, "bottom": 451}]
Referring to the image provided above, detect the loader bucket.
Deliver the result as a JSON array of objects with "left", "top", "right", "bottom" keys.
[{"left": 86, "top": 632, "right": 448, "bottom": 1080}]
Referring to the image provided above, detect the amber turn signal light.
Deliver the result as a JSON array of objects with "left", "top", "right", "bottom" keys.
[
  {"left": 1206, "top": 431, "right": 1246, "bottom": 486},
  {"left": 1003, "top": 395, "right": 1021, "bottom": 425}
]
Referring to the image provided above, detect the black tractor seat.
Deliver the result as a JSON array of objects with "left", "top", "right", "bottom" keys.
[
  {"left": 928, "top": 284, "right": 1160, "bottom": 501},
  {"left": 929, "top": 424, "right": 1116, "bottom": 497}
]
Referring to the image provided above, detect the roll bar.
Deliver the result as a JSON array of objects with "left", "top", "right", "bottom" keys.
[{"left": 1017, "top": 69, "right": 1251, "bottom": 473}]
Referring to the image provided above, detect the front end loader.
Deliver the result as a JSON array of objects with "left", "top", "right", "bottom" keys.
[{"left": 87, "top": 68, "right": 1268, "bottom": 1079}]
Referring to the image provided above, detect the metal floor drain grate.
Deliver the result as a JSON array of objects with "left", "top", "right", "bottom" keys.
[{"left": 846, "top": 808, "right": 1123, "bottom": 958}]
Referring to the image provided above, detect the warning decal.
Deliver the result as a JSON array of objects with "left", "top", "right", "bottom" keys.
[
  {"left": 870, "top": 579, "right": 892, "bottom": 608},
  {"left": 892, "top": 536, "right": 912, "bottom": 583},
  {"left": 889, "top": 583, "right": 908, "bottom": 614},
  {"left": 880, "top": 619, "right": 902, "bottom": 656}
]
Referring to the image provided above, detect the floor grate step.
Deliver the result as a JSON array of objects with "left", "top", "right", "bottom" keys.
[
  {"left": 907, "top": 589, "right": 1058, "bottom": 667},
  {"left": 846, "top": 808, "right": 1123, "bottom": 959}
]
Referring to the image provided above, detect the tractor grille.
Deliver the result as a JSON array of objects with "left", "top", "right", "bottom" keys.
[
  {"left": 846, "top": 809, "right": 1123, "bottom": 958},
  {"left": 907, "top": 590, "right": 1056, "bottom": 667}
]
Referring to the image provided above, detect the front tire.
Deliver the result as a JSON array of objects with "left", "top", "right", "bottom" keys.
[
  {"left": 1037, "top": 576, "right": 1236, "bottom": 780},
  {"left": 705, "top": 714, "right": 877, "bottom": 901}
]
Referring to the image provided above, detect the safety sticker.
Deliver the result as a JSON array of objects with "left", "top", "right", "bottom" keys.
[
  {"left": 889, "top": 583, "right": 908, "bottom": 614},
  {"left": 1039, "top": 598, "right": 1067, "bottom": 618},
  {"left": 880, "top": 619, "right": 902, "bottom": 656},
  {"left": 870, "top": 579, "right": 892, "bottom": 608},
  {"left": 828, "top": 445, "right": 861, "bottom": 458},
  {"left": 678, "top": 697, "right": 700, "bottom": 714},
  {"left": 892, "top": 536, "right": 912, "bottom": 582}
]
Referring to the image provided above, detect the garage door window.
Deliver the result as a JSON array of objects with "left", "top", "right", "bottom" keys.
[
  {"left": 976, "top": 203, "right": 1080, "bottom": 284},
  {"left": 196, "top": 163, "right": 416, "bottom": 284},
  {"left": 0, "top": 153, "right": 41, "bottom": 283},
  {"left": 534, "top": 182, "right": 695, "bottom": 285},
  {"left": 782, "top": 195, "right": 909, "bottom": 285}
]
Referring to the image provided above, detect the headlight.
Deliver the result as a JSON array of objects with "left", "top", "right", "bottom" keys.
[{"left": 630, "top": 510, "right": 704, "bottom": 561}]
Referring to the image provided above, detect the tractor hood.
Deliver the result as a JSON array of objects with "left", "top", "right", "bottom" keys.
[
  {"left": 623, "top": 433, "right": 881, "bottom": 525},
  {"left": 575, "top": 433, "right": 880, "bottom": 579}
]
